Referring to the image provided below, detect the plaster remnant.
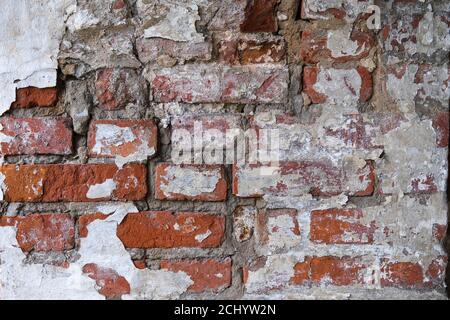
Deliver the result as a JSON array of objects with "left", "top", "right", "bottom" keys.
[
  {"left": 195, "top": 230, "right": 212, "bottom": 243},
  {"left": 160, "top": 166, "right": 221, "bottom": 197},
  {"left": 0, "top": 203, "right": 193, "bottom": 299},
  {"left": 86, "top": 179, "right": 117, "bottom": 199},
  {"left": 140, "top": 0, "right": 204, "bottom": 43},
  {"left": 327, "top": 26, "right": 365, "bottom": 59},
  {"left": 0, "top": 0, "right": 74, "bottom": 114}
]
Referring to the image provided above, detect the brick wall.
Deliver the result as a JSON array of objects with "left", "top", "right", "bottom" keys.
[{"left": 0, "top": 0, "right": 448, "bottom": 300}]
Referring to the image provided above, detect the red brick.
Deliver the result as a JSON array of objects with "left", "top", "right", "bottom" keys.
[
  {"left": 300, "top": 26, "right": 374, "bottom": 64},
  {"left": 88, "top": 119, "right": 157, "bottom": 159},
  {"left": 149, "top": 65, "right": 288, "bottom": 104},
  {"left": 95, "top": 68, "right": 134, "bottom": 110},
  {"left": 432, "top": 224, "right": 447, "bottom": 243},
  {"left": 0, "top": 214, "right": 74, "bottom": 252},
  {"left": 11, "top": 87, "right": 58, "bottom": 108},
  {"left": 232, "top": 160, "right": 375, "bottom": 198},
  {"left": 0, "top": 164, "right": 147, "bottom": 202},
  {"left": 117, "top": 212, "right": 225, "bottom": 248},
  {"left": 82, "top": 263, "right": 130, "bottom": 299},
  {"left": 160, "top": 258, "right": 232, "bottom": 293},
  {"left": 432, "top": 112, "right": 449, "bottom": 148},
  {"left": 425, "top": 256, "right": 447, "bottom": 286},
  {"left": 218, "top": 39, "right": 285, "bottom": 65},
  {"left": 380, "top": 260, "right": 425, "bottom": 288},
  {"left": 291, "top": 256, "right": 365, "bottom": 286},
  {"left": 240, "top": 0, "right": 278, "bottom": 33},
  {"left": 310, "top": 209, "right": 376, "bottom": 244},
  {"left": 0, "top": 117, "right": 72, "bottom": 156},
  {"left": 155, "top": 163, "right": 227, "bottom": 202}
]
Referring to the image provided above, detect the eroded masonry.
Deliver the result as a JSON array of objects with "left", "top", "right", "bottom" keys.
[{"left": 0, "top": 0, "right": 448, "bottom": 300}]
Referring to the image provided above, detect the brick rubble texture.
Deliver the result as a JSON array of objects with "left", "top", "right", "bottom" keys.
[{"left": 0, "top": 0, "right": 448, "bottom": 300}]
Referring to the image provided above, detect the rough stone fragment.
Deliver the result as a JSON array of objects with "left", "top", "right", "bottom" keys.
[
  {"left": 65, "top": 81, "right": 91, "bottom": 135},
  {"left": 136, "top": 38, "right": 212, "bottom": 64},
  {"left": 59, "top": 25, "right": 141, "bottom": 77},
  {"left": 137, "top": 0, "right": 204, "bottom": 43},
  {"left": 233, "top": 206, "right": 257, "bottom": 242}
]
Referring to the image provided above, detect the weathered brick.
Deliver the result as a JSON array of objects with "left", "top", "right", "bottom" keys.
[
  {"left": 171, "top": 114, "right": 243, "bottom": 162},
  {"left": 11, "top": 87, "right": 58, "bottom": 108},
  {"left": 82, "top": 263, "right": 131, "bottom": 299},
  {"left": 232, "top": 160, "right": 375, "bottom": 198},
  {"left": 256, "top": 209, "right": 301, "bottom": 252},
  {"left": 0, "top": 214, "right": 74, "bottom": 252},
  {"left": 117, "top": 211, "right": 225, "bottom": 248},
  {"left": 147, "top": 64, "right": 288, "bottom": 104},
  {"left": 291, "top": 256, "right": 365, "bottom": 286},
  {"left": 300, "top": 25, "right": 374, "bottom": 64},
  {"left": 155, "top": 163, "right": 227, "bottom": 201},
  {"left": 240, "top": 0, "right": 278, "bottom": 33},
  {"left": 303, "top": 66, "right": 373, "bottom": 105},
  {"left": 310, "top": 209, "right": 376, "bottom": 244},
  {"left": 432, "top": 112, "right": 449, "bottom": 148},
  {"left": 160, "top": 258, "right": 232, "bottom": 293},
  {"left": 380, "top": 260, "right": 425, "bottom": 289},
  {"left": 94, "top": 68, "right": 137, "bottom": 110},
  {"left": 218, "top": 39, "right": 285, "bottom": 65},
  {"left": 136, "top": 38, "right": 212, "bottom": 64},
  {"left": 0, "top": 164, "right": 147, "bottom": 202},
  {"left": 0, "top": 117, "right": 73, "bottom": 155},
  {"left": 87, "top": 119, "right": 157, "bottom": 160},
  {"left": 206, "top": 0, "right": 246, "bottom": 32}
]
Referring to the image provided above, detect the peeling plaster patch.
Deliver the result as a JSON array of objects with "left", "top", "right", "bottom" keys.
[
  {"left": 375, "top": 118, "right": 447, "bottom": 194},
  {"left": 387, "top": 64, "right": 420, "bottom": 111},
  {"left": 160, "top": 166, "right": 221, "bottom": 197},
  {"left": 0, "top": 203, "right": 193, "bottom": 299},
  {"left": 313, "top": 68, "right": 362, "bottom": 107},
  {"left": 141, "top": 0, "right": 204, "bottom": 43},
  {"left": 302, "top": 0, "right": 373, "bottom": 23},
  {"left": 327, "top": 26, "right": 365, "bottom": 58},
  {"left": 0, "top": 172, "right": 7, "bottom": 201},
  {"left": 0, "top": 0, "right": 74, "bottom": 114},
  {"left": 86, "top": 179, "right": 117, "bottom": 199},
  {"left": 195, "top": 230, "right": 212, "bottom": 243},
  {"left": 92, "top": 124, "right": 156, "bottom": 168}
]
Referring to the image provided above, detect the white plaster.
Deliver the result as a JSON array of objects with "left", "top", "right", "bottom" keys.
[
  {"left": 0, "top": 203, "right": 193, "bottom": 299},
  {"left": 160, "top": 166, "right": 221, "bottom": 197},
  {"left": 195, "top": 229, "right": 212, "bottom": 243},
  {"left": 0, "top": 0, "right": 74, "bottom": 114},
  {"left": 142, "top": 0, "right": 204, "bottom": 43},
  {"left": 86, "top": 179, "right": 117, "bottom": 199}
]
